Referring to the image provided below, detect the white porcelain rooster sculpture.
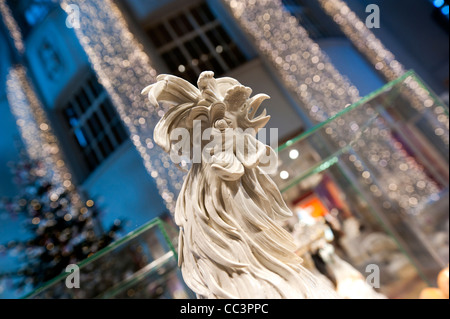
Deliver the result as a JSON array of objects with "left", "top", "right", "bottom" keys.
[{"left": 143, "top": 71, "right": 337, "bottom": 299}]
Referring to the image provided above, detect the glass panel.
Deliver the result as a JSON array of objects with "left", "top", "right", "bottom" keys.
[
  {"left": 87, "top": 76, "right": 103, "bottom": 98},
  {"left": 230, "top": 44, "right": 247, "bottom": 64},
  {"left": 86, "top": 116, "right": 101, "bottom": 138},
  {"left": 103, "top": 134, "right": 114, "bottom": 153},
  {"left": 61, "top": 73, "right": 127, "bottom": 179},
  {"left": 97, "top": 136, "right": 109, "bottom": 158},
  {"left": 190, "top": 3, "right": 215, "bottom": 26},
  {"left": 205, "top": 28, "right": 224, "bottom": 47},
  {"left": 99, "top": 101, "right": 113, "bottom": 122},
  {"left": 75, "top": 89, "right": 91, "bottom": 113},
  {"left": 73, "top": 128, "right": 88, "bottom": 148},
  {"left": 169, "top": 14, "right": 193, "bottom": 37},
  {"left": 275, "top": 70, "right": 449, "bottom": 298},
  {"left": 63, "top": 103, "right": 79, "bottom": 127},
  {"left": 83, "top": 150, "right": 98, "bottom": 172},
  {"left": 110, "top": 119, "right": 128, "bottom": 144},
  {"left": 208, "top": 56, "right": 224, "bottom": 75},
  {"left": 24, "top": 218, "right": 194, "bottom": 299},
  {"left": 80, "top": 125, "right": 94, "bottom": 145},
  {"left": 147, "top": 23, "right": 173, "bottom": 48}
]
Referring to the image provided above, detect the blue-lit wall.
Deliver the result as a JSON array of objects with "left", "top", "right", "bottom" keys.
[{"left": 0, "top": 26, "right": 30, "bottom": 299}]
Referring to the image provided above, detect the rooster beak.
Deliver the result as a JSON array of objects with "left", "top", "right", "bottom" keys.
[
  {"left": 247, "top": 94, "right": 270, "bottom": 129},
  {"left": 247, "top": 94, "right": 270, "bottom": 119},
  {"left": 236, "top": 93, "right": 270, "bottom": 131}
]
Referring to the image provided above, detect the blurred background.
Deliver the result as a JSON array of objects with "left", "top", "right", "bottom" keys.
[{"left": 0, "top": 0, "right": 448, "bottom": 299}]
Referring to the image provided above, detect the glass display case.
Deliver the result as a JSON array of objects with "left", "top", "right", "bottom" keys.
[
  {"left": 25, "top": 217, "right": 194, "bottom": 299},
  {"left": 274, "top": 70, "right": 449, "bottom": 298}
]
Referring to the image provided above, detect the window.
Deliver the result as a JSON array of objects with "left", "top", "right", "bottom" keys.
[
  {"left": 62, "top": 74, "right": 128, "bottom": 176},
  {"left": 146, "top": 2, "right": 248, "bottom": 83}
]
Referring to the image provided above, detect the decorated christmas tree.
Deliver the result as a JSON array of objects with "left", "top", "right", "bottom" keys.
[{"left": 0, "top": 152, "right": 123, "bottom": 291}]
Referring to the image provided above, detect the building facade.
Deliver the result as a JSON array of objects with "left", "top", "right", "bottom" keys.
[{"left": 0, "top": 0, "right": 448, "bottom": 297}]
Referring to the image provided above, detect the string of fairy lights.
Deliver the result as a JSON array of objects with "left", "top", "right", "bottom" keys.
[
  {"left": 1, "top": 2, "right": 99, "bottom": 215},
  {"left": 6, "top": 65, "right": 82, "bottom": 206},
  {"left": 223, "top": 0, "right": 444, "bottom": 215},
  {"left": 59, "top": 0, "right": 184, "bottom": 213},
  {"left": 0, "top": 0, "right": 24, "bottom": 54},
  {"left": 1, "top": 0, "right": 69, "bottom": 194},
  {"left": 224, "top": 0, "right": 361, "bottom": 123},
  {"left": 403, "top": 75, "right": 449, "bottom": 148}
]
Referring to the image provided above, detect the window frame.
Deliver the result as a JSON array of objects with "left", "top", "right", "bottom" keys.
[
  {"left": 58, "top": 72, "right": 129, "bottom": 182},
  {"left": 143, "top": 0, "right": 252, "bottom": 83}
]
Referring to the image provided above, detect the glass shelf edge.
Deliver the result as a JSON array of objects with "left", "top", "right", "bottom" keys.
[
  {"left": 277, "top": 70, "right": 415, "bottom": 152},
  {"left": 23, "top": 217, "right": 164, "bottom": 299},
  {"left": 96, "top": 251, "right": 176, "bottom": 299}
]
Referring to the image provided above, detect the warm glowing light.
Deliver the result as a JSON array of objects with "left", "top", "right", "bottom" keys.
[
  {"left": 280, "top": 170, "right": 289, "bottom": 180},
  {"left": 289, "top": 149, "right": 299, "bottom": 159},
  {"left": 297, "top": 197, "right": 329, "bottom": 218}
]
